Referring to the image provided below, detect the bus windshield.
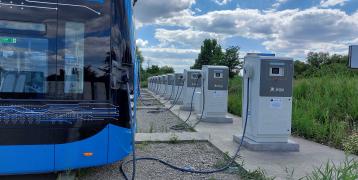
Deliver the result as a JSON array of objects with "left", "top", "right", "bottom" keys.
[{"left": 0, "top": 0, "right": 112, "bottom": 101}]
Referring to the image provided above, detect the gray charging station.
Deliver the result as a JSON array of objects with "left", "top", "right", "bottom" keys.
[
  {"left": 180, "top": 70, "right": 202, "bottom": 111},
  {"left": 197, "top": 65, "right": 233, "bottom": 123},
  {"left": 171, "top": 73, "right": 184, "bottom": 105},
  {"left": 161, "top": 75, "right": 168, "bottom": 97},
  {"left": 165, "top": 74, "right": 174, "bottom": 100},
  {"left": 349, "top": 45, "right": 358, "bottom": 68},
  {"left": 234, "top": 53, "right": 299, "bottom": 152}
]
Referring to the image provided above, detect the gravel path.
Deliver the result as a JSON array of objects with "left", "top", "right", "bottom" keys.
[
  {"left": 79, "top": 142, "right": 240, "bottom": 180},
  {"left": 137, "top": 98, "right": 163, "bottom": 107},
  {"left": 136, "top": 109, "right": 193, "bottom": 133}
]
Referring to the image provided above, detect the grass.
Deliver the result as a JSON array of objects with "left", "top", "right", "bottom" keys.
[
  {"left": 293, "top": 76, "right": 358, "bottom": 150},
  {"left": 303, "top": 158, "right": 358, "bottom": 180},
  {"left": 228, "top": 77, "right": 242, "bottom": 116},
  {"left": 227, "top": 75, "right": 358, "bottom": 153}
]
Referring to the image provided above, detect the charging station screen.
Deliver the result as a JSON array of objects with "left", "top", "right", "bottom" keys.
[{"left": 272, "top": 68, "right": 280, "bottom": 74}]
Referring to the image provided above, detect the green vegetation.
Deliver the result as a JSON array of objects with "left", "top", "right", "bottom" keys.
[
  {"left": 304, "top": 158, "right": 358, "bottom": 180},
  {"left": 228, "top": 77, "right": 242, "bottom": 116},
  {"left": 192, "top": 39, "right": 241, "bottom": 78},
  {"left": 343, "top": 133, "right": 358, "bottom": 155},
  {"left": 137, "top": 47, "right": 175, "bottom": 88},
  {"left": 169, "top": 133, "right": 179, "bottom": 144},
  {"left": 293, "top": 75, "right": 358, "bottom": 149}
]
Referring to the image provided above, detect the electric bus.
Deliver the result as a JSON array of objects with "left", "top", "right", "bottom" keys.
[{"left": 0, "top": 0, "right": 136, "bottom": 175}]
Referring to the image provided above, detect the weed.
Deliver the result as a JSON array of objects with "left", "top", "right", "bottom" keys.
[
  {"left": 136, "top": 141, "right": 150, "bottom": 150},
  {"left": 343, "top": 133, "right": 358, "bottom": 155},
  {"left": 169, "top": 133, "right": 179, "bottom": 144},
  {"left": 303, "top": 158, "right": 358, "bottom": 180},
  {"left": 149, "top": 122, "right": 154, "bottom": 133},
  {"left": 76, "top": 168, "right": 91, "bottom": 178}
]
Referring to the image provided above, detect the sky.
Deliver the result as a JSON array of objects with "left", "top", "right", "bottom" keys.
[{"left": 134, "top": 0, "right": 358, "bottom": 72}]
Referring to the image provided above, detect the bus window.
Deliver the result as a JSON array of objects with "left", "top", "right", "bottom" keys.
[
  {"left": 0, "top": 37, "right": 48, "bottom": 93},
  {"left": 64, "top": 22, "right": 85, "bottom": 94}
]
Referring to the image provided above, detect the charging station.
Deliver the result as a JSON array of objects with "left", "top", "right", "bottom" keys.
[
  {"left": 234, "top": 53, "right": 299, "bottom": 152},
  {"left": 349, "top": 45, "right": 358, "bottom": 68},
  {"left": 165, "top": 74, "right": 175, "bottom": 100},
  {"left": 197, "top": 66, "right": 233, "bottom": 123},
  {"left": 194, "top": 91, "right": 202, "bottom": 115},
  {"left": 172, "top": 73, "right": 184, "bottom": 105},
  {"left": 152, "top": 76, "right": 158, "bottom": 94},
  {"left": 180, "top": 70, "right": 202, "bottom": 111},
  {"left": 156, "top": 76, "right": 163, "bottom": 95},
  {"left": 161, "top": 75, "right": 168, "bottom": 97}
]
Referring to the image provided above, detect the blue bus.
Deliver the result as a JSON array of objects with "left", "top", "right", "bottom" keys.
[{"left": 0, "top": 0, "right": 136, "bottom": 175}]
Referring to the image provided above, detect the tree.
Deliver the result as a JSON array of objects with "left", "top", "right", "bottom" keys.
[
  {"left": 160, "top": 66, "right": 174, "bottom": 74},
  {"left": 294, "top": 60, "right": 310, "bottom": 78},
  {"left": 146, "top": 65, "right": 160, "bottom": 75},
  {"left": 192, "top": 39, "right": 224, "bottom": 69},
  {"left": 307, "top": 52, "right": 329, "bottom": 68},
  {"left": 220, "top": 46, "right": 241, "bottom": 78}
]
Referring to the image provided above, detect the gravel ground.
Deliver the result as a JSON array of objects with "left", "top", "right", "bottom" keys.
[
  {"left": 137, "top": 98, "right": 163, "bottom": 107},
  {"left": 79, "top": 142, "right": 241, "bottom": 180},
  {"left": 136, "top": 108, "right": 193, "bottom": 133}
]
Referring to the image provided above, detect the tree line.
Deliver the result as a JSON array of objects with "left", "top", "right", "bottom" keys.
[
  {"left": 138, "top": 39, "right": 352, "bottom": 82},
  {"left": 191, "top": 39, "right": 241, "bottom": 78}
]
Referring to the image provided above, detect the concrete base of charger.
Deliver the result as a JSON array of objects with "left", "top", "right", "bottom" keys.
[
  {"left": 233, "top": 135, "right": 300, "bottom": 152},
  {"left": 197, "top": 114, "right": 233, "bottom": 123},
  {"left": 170, "top": 100, "right": 183, "bottom": 105},
  {"left": 179, "top": 105, "right": 194, "bottom": 111}
]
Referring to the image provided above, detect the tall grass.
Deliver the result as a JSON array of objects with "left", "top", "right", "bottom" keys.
[
  {"left": 227, "top": 75, "right": 358, "bottom": 151},
  {"left": 228, "top": 77, "right": 242, "bottom": 116},
  {"left": 293, "top": 76, "right": 358, "bottom": 149}
]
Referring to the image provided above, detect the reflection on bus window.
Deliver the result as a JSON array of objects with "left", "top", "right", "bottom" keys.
[
  {"left": 0, "top": 37, "right": 48, "bottom": 93},
  {"left": 64, "top": 22, "right": 85, "bottom": 94},
  {"left": 0, "top": 20, "right": 46, "bottom": 32}
]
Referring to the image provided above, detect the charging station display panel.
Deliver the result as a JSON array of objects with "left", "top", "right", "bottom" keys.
[
  {"left": 174, "top": 74, "right": 184, "bottom": 86},
  {"left": 260, "top": 60, "right": 293, "bottom": 97},
  {"left": 208, "top": 68, "right": 229, "bottom": 90},
  {"left": 187, "top": 72, "right": 201, "bottom": 87},
  {"left": 349, "top": 45, "right": 358, "bottom": 69}
]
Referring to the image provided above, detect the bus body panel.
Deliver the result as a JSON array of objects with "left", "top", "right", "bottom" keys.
[
  {"left": 0, "top": 145, "right": 54, "bottom": 174},
  {"left": 54, "top": 126, "right": 109, "bottom": 171},
  {"left": 0, "top": 0, "right": 136, "bottom": 175}
]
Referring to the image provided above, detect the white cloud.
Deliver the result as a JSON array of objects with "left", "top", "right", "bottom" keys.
[
  {"left": 320, "top": 0, "right": 350, "bottom": 7},
  {"left": 136, "top": 39, "right": 149, "bottom": 47},
  {"left": 134, "top": 0, "right": 195, "bottom": 25},
  {"left": 141, "top": 47, "right": 199, "bottom": 72},
  {"left": 272, "top": 0, "right": 289, "bottom": 9},
  {"left": 137, "top": 3, "right": 358, "bottom": 71},
  {"left": 154, "top": 28, "right": 225, "bottom": 48},
  {"left": 212, "top": 0, "right": 232, "bottom": 6},
  {"left": 154, "top": 7, "right": 358, "bottom": 57}
]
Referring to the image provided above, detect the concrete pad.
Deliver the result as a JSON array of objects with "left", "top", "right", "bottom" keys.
[
  {"left": 170, "top": 100, "right": 183, "bottom": 105},
  {"left": 165, "top": 103, "right": 357, "bottom": 179},
  {"left": 198, "top": 115, "right": 233, "bottom": 123},
  {"left": 233, "top": 135, "right": 299, "bottom": 152},
  {"left": 179, "top": 105, "right": 194, "bottom": 111}
]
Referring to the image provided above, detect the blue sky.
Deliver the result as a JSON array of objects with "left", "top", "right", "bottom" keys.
[{"left": 134, "top": 0, "right": 358, "bottom": 72}]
